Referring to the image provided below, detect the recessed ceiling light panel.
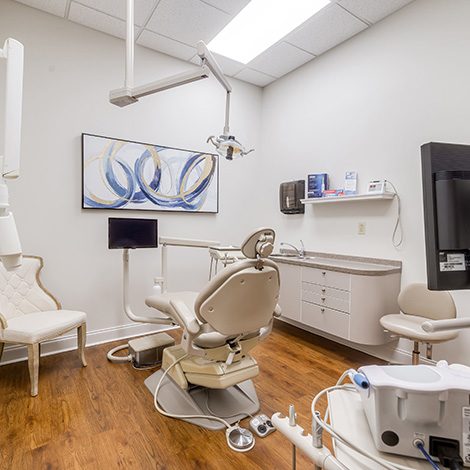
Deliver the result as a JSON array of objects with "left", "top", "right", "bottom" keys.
[{"left": 208, "top": 0, "right": 330, "bottom": 64}]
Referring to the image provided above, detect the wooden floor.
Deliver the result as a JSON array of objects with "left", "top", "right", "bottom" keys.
[{"left": 0, "top": 321, "right": 383, "bottom": 469}]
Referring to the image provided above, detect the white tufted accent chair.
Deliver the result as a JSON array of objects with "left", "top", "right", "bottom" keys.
[{"left": 0, "top": 256, "right": 87, "bottom": 396}]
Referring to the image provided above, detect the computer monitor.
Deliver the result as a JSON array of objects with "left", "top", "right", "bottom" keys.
[
  {"left": 421, "top": 142, "right": 470, "bottom": 290},
  {"left": 108, "top": 218, "right": 158, "bottom": 249}
]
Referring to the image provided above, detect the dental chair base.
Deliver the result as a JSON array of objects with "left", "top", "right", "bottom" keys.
[{"left": 144, "top": 370, "right": 259, "bottom": 431}]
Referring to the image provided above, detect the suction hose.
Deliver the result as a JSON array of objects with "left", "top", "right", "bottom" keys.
[{"left": 107, "top": 344, "right": 132, "bottom": 364}]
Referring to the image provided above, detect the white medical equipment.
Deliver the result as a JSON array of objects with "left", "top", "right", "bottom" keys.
[
  {"left": 109, "top": 0, "right": 253, "bottom": 160},
  {"left": 208, "top": 245, "right": 246, "bottom": 279},
  {"left": 273, "top": 362, "right": 470, "bottom": 470},
  {"left": 107, "top": 233, "right": 219, "bottom": 364},
  {"left": 0, "top": 38, "right": 23, "bottom": 270},
  {"left": 109, "top": 228, "right": 279, "bottom": 451},
  {"left": 142, "top": 228, "right": 280, "bottom": 451},
  {"left": 358, "top": 362, "right": 470, "bottom": 466}
]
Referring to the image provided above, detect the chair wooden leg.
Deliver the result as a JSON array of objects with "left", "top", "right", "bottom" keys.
[
  {"left": 27, "top": 343, "right": 40, "bottom": 397},
  {"left": 0, "top": 342, "right": 4, "bottom": 362},
  {"left": 412, "top": 341, "right": 420, "bottom": 365},
  {"left": 78, "top": 323, "right": 87, "bottom": 367}
]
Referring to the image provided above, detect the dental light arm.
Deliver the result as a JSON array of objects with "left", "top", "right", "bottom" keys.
[
  {"left": 109, "top": 0, "right": 253, "bottom": 159},
  {"left": 196, "top": 41, "right": 254, "bottom": 159},
  {"left": 0, "top": 38, "right": 23, "bottom": 270}
]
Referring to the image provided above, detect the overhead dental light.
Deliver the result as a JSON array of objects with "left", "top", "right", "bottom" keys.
[
  {"left": 109, "top": 0, "right": 253, "bottom": 160},
  {"left": 0, "top": 38, "right": 23, "bottom": 270}
]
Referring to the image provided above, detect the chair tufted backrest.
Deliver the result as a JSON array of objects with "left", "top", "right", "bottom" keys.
[{"left": 0, "top": 256, "right": 60, "bottom": 321}]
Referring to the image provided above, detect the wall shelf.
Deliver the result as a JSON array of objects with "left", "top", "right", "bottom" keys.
[{"left": 301, "top": 192, "right": 395, "bottom": 204}]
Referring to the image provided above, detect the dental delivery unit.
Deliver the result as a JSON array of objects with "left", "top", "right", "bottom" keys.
[{"left": 273, "top": 361, "right": 470, "bottom": 470}]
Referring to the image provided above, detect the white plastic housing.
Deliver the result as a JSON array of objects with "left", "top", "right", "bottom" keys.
[
  {"left": 0, "top": 211, "right": 22, "bottom": 270},
  {"left": 1, "top": 38, "right": 23, "bottom": 179}
]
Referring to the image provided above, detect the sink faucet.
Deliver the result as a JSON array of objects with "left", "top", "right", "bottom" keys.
[{"left": 280, "top": 240, "right": 305, "bottom": 258}]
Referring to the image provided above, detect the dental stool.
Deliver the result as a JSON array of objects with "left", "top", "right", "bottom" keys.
[
  {"left": 144, "top": 228, "right": 281, "bottom": 430},
  {"left": 380, "top": 283, "right": 459, "bottom": 365}
]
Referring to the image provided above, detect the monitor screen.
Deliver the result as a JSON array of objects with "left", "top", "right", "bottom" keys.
[{"left": 108, "top": 218, "right": 158, "bottom": 249}]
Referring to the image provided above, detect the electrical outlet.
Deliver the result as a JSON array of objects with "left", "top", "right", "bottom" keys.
[{"left": 358, "top": 222, "right": 366, "bottom": 235}]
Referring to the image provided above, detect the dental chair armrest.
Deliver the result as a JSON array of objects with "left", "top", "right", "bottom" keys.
[
  {"left": 274, "top": 304, "right": 282, "bottom": 318},
  {"left": 169, "top": 299, "right": 201, "bottom": 336},
  {"left": 422, "top": 317, "right": 470, "bottom": 333}
]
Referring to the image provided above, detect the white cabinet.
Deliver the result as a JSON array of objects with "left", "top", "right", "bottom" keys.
[
  {"left": 274, "top": 258, "right": 401, "bottom": 346},
  {"left": 277, "top": 263, "right": 301, "bottom": 322}
]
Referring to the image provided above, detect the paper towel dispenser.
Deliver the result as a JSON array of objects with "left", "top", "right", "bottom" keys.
[{"left": 279, "top": 180, "right": 305, "bottom": 214}]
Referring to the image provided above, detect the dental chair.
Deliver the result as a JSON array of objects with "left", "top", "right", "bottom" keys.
[{"left": 144, "top": 228, "right": 281, "bottom": 430}]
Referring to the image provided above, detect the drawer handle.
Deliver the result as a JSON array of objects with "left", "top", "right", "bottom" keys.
[
  {"left": 321, "top": 297, "right": 326, "bottom": 301},
  {"left": 321, "top": 288, "right": 326, "bottom": 293},
  {"left": 322, "top": 271, "right": 326, "bottom": 275},
  {"left": 320, "top": 308, "right": 325, "bottom": 313}
]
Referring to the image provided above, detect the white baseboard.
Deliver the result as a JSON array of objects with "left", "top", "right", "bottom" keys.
[{"left": 0, "top": 322, "right": 178, "bottom": 366}]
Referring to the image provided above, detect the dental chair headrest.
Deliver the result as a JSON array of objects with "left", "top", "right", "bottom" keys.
[{"left": 241, "top": 228, "right": 275, "bottom": 259}]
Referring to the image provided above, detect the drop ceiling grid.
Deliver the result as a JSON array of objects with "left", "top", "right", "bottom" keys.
[
  {"left": 285, "top": 3, "right": 368, "bottom": 57},
  {"left": 12, "top": 0, "right": 417, "bottom": 87},
  {"left": 71, "top": 0, "right": 157, "bottom": 26},
  {"left": 144, "top": 0, "right": 233, "bottom": 47}
]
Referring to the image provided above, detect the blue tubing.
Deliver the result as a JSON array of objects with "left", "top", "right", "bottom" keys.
[{"left": 417, "top": 443, "right": 441, "bottom": 470}]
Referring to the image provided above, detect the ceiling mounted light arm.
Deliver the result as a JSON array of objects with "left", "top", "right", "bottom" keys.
[
  {"left": 110, "top": 0, "right": 210, "bottom": 107},
  {"left": 197, "top": 41, "right": 254, "bottom": 159},
  {"left": 109, "top": 0, "right": 253, "bottom": 159},
  {"left": 197, "top": 41, "right": 231, "bottom": 93}
]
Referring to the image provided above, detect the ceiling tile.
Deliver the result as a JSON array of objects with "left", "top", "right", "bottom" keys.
[
  {"left": 200, "top": 0, "right": 250, "bottom": 16},
  {"left": 73, "top": 0, "right": 158, "bottom": 26},
  {"left": 68, "top": 2, "right": 138, "bottom": 40},
  {"left": 249, "top": 42, "right": 315, "bottom": 79},
  {"left": 234, "top": 68, "right": 276, "bottom": 88},
  {"left": 145, "top": 0, "right": 231, "bottom": 47},
  {"left": 286, "top": 3, "right": 368, "bottom": 56},
  {"left": 336, "top": 0, "right": 415, "bottom": 24},
  {"left": 138, "top": 30, "right": 196, "bottom": 61},
  {"left": 15, "top": 0, "right": 67, "bottom": 17}
]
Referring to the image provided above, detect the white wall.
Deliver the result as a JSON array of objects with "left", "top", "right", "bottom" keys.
[
  {"left": 260, "top": 0, "right": 470, "bottom": 364},
  {"left": 0, "top": 0, "right": 263, "bottom": 363}
]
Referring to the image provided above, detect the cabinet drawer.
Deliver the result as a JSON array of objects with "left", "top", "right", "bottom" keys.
[
  {"left": 301, "top": 267, "right": 350, "bottom": 291},
  {"left": 301, "top": 301, "right": 349, "bottom": 339},
  {"left": 301, "top": 282, "right": 350, "bottom": 302},
  {"left": 301, "top": 290, "right": 350, "bottom": 313}
]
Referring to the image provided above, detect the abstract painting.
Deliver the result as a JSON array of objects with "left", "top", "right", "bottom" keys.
[{"left": 82, "top": 133, "right": 218, "bottom": 213}]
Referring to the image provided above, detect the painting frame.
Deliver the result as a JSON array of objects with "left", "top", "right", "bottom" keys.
[{"left": 81, "top": 133, "right": 219, "bottom": 213}]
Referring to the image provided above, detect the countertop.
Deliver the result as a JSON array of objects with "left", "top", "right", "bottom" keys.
[{"left": 270, "top": 250, "right": 402, "bottom": 276}]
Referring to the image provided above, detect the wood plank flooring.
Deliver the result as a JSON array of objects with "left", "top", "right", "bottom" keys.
[{"left": 0, "top": 321, "right": 384, "bottom": 469}]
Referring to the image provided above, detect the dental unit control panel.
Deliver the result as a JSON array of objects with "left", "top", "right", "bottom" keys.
[{"left": 249, "top": 414, "right": 276, "bottom": 438}]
